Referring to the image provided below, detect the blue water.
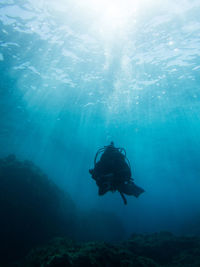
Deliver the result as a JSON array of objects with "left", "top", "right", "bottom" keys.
[{"left": 1, "top": 0, "right": 200, "bottom": 237}]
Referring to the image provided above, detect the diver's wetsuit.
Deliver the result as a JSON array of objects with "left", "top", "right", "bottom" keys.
[
  {"left": 90, "top": 143, "right": 145, "bottom": 205},
  {"left": 90, "top": 143, "right": 132, "bottom": 200}
]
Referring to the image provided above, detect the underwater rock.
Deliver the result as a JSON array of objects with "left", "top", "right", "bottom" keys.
[
  {"left": 18, "top": 237, "right": 157, "bottom": 267},
  {"left": 17, "top": 232, "right": 200, "bottom": 267},
  {"left": 2, "top": 155, "right": 200, "bottom": 266},
  {"left": 0, "top": 155, "right": 77, "bottom": 265},
  {"left": 122, "top": 232, "right": 200, "bottom": 266}
]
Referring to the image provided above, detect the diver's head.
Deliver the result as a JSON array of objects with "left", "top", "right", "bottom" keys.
[{"left": 110, "top": 141, "right": 114, "bottom": 146}]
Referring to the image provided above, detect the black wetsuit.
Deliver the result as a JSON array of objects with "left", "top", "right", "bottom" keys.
[
  {"left": 91, "top": 145, "right": 131, "bottom": 193},
  {"left": 90, "top": 144, "right": 144, "bottom": 205}
]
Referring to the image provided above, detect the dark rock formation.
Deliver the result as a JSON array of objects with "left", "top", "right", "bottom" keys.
[
  {"left": 123, "top": 232, "right": 200, "bottom": 266},
  {"left": 16, "top": 232, "right": 200, "bottom": 267},
  {"left": 0, "top": 155, "right": 77, "bottom": 265},
  {"left": 0, "top": 155, "right": 126, "bottom": 266},
  {"left": 4, "top": 155, "right": 199, "bottom": 266}
]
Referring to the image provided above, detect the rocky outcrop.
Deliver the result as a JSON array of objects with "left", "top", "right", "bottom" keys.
[
  {"left": 17, "top": 232, "right": 200, "bottom": 267},
  {"left": 0, "top": 155, "right": 126, "bottom": 266},
  {"left": 0, "top": 155, "right": 77, "bottom": 265}
]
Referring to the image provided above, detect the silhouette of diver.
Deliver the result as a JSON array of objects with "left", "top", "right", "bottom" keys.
[{"left": 89, "top": 142, "right": 144, "bottom": 205}]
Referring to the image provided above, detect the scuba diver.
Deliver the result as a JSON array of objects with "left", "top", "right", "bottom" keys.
[{"left": 89, "top": 142, "right": 144, "bottom": 205}]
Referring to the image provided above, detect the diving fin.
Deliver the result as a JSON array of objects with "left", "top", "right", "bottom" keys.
[{"left": 119, "top": 181, "right": 145, "bottom": 197}]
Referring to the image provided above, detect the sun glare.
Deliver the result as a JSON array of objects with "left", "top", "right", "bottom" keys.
[
  {"left": 85, "top": 0, "right": 136, "bottom": 33},
  {"left": 104, "top": 4, "right": 127, "bottom": 27},
  {"left": 106, "top": 5, "right": 123, "bottom": 20},
  {"left": 48, "top": 0, "right": 150, "bottom": 39}
]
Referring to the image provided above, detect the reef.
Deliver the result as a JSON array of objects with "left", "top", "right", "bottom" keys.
[
  {"left": 0, "top": 155, "right": 77, "bottom": 265},
  {"left": 0, "top": 155, "right": 125, "bottom": 266},
  {"left": 15, "top": 232, "right": 200, "bottom": 267},
  {"left": 1, "top": 155, "right": 200, "bottom": 267}
]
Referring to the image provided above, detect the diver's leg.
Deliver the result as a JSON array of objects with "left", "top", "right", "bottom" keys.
[{"left": 119, "top": 191, "right": 127, "bottom": 205}]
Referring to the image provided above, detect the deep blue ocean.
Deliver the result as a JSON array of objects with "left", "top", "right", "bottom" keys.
[{"left": 1, "top": 0, "right": 200, "bottom": 240}]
